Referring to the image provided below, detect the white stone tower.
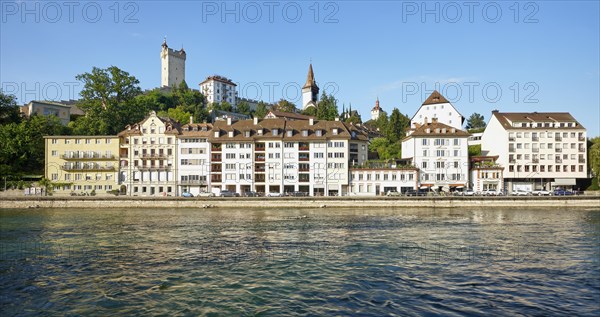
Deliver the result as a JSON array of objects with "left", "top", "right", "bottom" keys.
[
  {"left": 161, "top": 38, "right": 186, "bottom": 88},
  {"left": 302, "top": 64, "right": 319, "bottom": 110},
  {"left": 371, "top": 97, "right": 384, "bottom": 121}
]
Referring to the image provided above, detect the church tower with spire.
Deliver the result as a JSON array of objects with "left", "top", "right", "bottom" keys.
[
  {"left": 161, "top": 38, "right": 186, "bottom": 88},
  {"left": 302, "top": 64, "right": 319, "bottom": 110},
  {"left": 371, "top": 97, "right": 384, "bottom": 121}
]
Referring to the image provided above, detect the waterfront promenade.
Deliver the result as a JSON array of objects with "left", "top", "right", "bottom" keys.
[{"left": 1, "top": 195, "right": 599, "bottom": 209}]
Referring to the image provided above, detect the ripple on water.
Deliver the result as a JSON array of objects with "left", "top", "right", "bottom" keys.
[{"left": 0, "top": 207, "right": 599, "bottom": 316}]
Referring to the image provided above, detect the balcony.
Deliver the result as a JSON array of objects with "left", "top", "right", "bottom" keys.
[
  {"left": 509, "top": 159, "right": 516, "bottom": 163},
  {"left": 532, "top": 148, "right": 539, "bottom": 152},
  {"left": 255, "top": 143, "right": 265, "bottom": 152},
  {"left": 299, "top": 167, "right": 310, "bottom": 172},
  {"left": 211, "top": 144, "right": 222, "bottom": 152},
  {"left": 555, "top": 159, "right": 562, "bottom": 163},
  {"left": 255, "top": 155, "right": 265, "bottom": 162},
  {"left": 555, "top": 137, "right": 562, "bottom": 141},
  {"left": 299, "top": 143, "right": 310, "bottom": 151},
  {"left": 532, "top": 159, "right": 539, "bottom": 163},
  {"left": 211, "top": 176, "right": 222, "bottom": 183},
  {"left": 509, "top": 148, "right": 516, "bottom": 153},
  {"left": 61, "top": 153, "right": 115, "bottom": 160},
  {"left": 299, "top": 157, "right": 310, "bottom": 162},
  {"left": 509, "top": 137, "right": 515, "bottom": 141},
  {"left": 532, "top": 136, "right": 539, "bottom": 141},
  {"left": 555, "top": 148, "right": 562, "bottom": 152},
  {"left": 579, "top": 136, "right": 585, "bottom": 141},
  {"left": 579, "top": 158, "right": 586, "bottom": 164},
  {"left": 211, "top": 155, "right": 222, "bottom": 162},
  {"left": 61, "top": 164, "right": 115, "bottom": 171},
  {"left": 254, "top": 175, "right": 265, "bottom": 182},
  {"left": 579, "top": 147, "right": 586, "bottom": 153},
  {"left": 136, "top": 165, "right": 171, "bottom": 171},
  {"left": 179, "top": 179, "right": 207, "bottom": 185},
  {"left": 299, "top": 174, "right": 310, "bottom": 183},
  {"left": 140, "top": 153, "right": 168, "bottom": 159}
]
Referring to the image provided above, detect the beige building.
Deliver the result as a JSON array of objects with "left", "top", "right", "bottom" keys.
[
  {"left": 21, "top": 101, "right": 72, "bottom": 125},
  {"left": 118, "top": 111, "right": 180, "bottom": 196},
  {"left": 44, "top": 136, "right": 120, "bottom": 195}
]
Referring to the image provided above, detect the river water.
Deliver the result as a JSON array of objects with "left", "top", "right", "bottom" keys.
[{"left": 1, "top": 207, "right": 599, "bottom": 316}]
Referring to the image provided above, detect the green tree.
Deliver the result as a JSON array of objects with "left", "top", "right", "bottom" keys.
[
  {"left": 254, "top": 101, "right": 269, "bottom": 118},
  {"left": 273, "top": 99, "right": 297, "bottom": 113},
  {"left": 466, "top": 113, "right": 486, "bottom": 130},
  {"left": 316, "top": 92, "right": 339, "bottom": 120},
  {"left": 589, "top": 137, "right": 600, "bottom": 187},
  {"left": 468, "top": 144, "right": 482, "bottom": 157},
  {"left": 158, "top": 106, "right": 193, "bottom": 124},
  {"left": 0, "top": 115, "right": 68, "bottom": 175},
  {"left": 236, "top": 101, "right": 251, "bottom": 116},
  {"left": 385, "top": 108, "right": 410, "bottom": 143},
  {"left": 71, "top": 66, "right": 143, "bottom": 135},
  {"left": 301, "top": 106, "right": 317, "bottom": 117},
  {"left": 0, "top": 91, "right": 21, "bottom": 125}
]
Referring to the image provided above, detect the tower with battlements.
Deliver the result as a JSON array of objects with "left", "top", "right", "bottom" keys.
[{"left": 161, "top": 38, "right": 186, "bottom": 88}]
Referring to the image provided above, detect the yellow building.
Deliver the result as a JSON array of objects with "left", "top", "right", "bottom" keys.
[{"left": 44, "top": 136, "right": 120, "bottom": 195}]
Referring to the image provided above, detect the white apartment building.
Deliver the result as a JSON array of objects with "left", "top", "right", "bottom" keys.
[
  {"left": 469, "top": 156, "right": 504, "bottom": 193},
  {"left": 402, "top": 118, "right": 470, "bottom": 191},
  {"left": 177, "top": 122, "right": 212, "bottom": 195},
  {"left": 206, "top": 117, "right": 369, "bottom": 196},
  {"left": 410, "top": 90, "right": 464, "bottom": 130},
  {"left": 481, "top": 111, "right": 587, "bottom": 192},
  {"left": 349, "top": 167, "right": 419, "bottom": 196},
  {"left": 200, "top": 75, "right": 238, "bottom": 107},
  {"left": 118, "top": 111, "right": 180, "bottom": 196}
]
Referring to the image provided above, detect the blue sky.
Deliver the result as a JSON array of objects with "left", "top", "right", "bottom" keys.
[{"left": 1, "top": 1, "right": 599, "bottom": 136}]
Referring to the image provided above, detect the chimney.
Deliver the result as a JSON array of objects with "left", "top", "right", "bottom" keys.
[
  {"left": 227, "top": 117, "right": 232, "bottom": 125},
  {"left": 189, "top": 116, "right": 193, "bottom": 125},
  {"left": 432, "top": 117, "right": 438, "bottom": 123},
  {"left": 309, "top": 118, "right": 314, "bottom": 126},
  {"left": 423, "top": 117, "right": 428, "bottom": 124},
  {"left": 414, "top": 122, "right": 421, "bottom": 129},
  {"left": 253, "top": 117, "right": 258, "bottom": 125}
]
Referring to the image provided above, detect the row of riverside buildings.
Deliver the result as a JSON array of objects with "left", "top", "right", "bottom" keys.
[{"left": 44, "top": 90, "right": 589, "bottom": 197}]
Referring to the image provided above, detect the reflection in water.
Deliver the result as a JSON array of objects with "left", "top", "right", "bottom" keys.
[{"left": 1, "top": 207, "right": 599, "bottom": 316}]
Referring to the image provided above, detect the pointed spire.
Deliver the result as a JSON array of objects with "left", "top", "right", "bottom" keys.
[{"left": 303, "top": 63, "right": 316, "bottom": 89}]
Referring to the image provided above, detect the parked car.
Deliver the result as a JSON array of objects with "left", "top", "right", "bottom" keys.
[
  {"left": 197, "top": 191, "right": 215, "bottom": 197},
  {"left": 386, "top": 190, "right": 401, "bottom": 197},
  {"left": 531, "top": 189, "right": 552, "bottom": 196},
  {"left": 267, "top": 192, "right": 283, "bottom": 197},
  {"left": 481, "top": 189, "right": 500, "bottom": 196},
  {"left": 243, "top": 191, "right": 259, "bottom": 197},
  {"left": 553, "top": 189, "right": 574, "bottom": 196},
  {"left": 405, "top": 189, "right": 427, "bottom": 196},
  {"left": 288, "top": 191, "right": 308, "bottom": 197},
  {"left": 511, "top": 189, "right": 531, "bottom": 196},
  {"left": 219, "top": 190, "right": 240, "bottom": 197},
  {"left": 181, "top": 192, "right": 194, "bottom": 197},
  {"left": 460, "top": 189, "right": 475, "bottom": 196}
]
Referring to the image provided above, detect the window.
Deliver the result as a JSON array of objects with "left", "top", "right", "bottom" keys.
[
  {"left": 316, "top": 130, "right": 322, "bottom": 136},
  {"left": 422, "top": 161, "right": 428, "bottom": 169},
  {"left": 422, "top": 139, "right": 428, "bottom": 146},
  {"left": 51, "top": 139, "right": 58, "bottom": 144},
  {"left": 51, "top": 150, "right": 58, "bottom": 157},
  {"left": 453, "top": 139, "right": 459, "bottom": 146},
  {"left": 302, "top": 130, "right": 308, "bottom": 137}
]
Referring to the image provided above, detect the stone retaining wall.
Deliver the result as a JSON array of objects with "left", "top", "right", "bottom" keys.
[{"left": 1, "top": 196, "right": 599, "bottom": 209}]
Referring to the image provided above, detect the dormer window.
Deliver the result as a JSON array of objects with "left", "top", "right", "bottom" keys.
[
  {"left": 192, "top": 126, "right": 198, "bottom": 131},
  {"left": 272, "top": 129, "right": 278, "bottom": 136},
  {"left": 244, "top": 130, "right": 250, "bottom": 137},
  {"left": 287, "top": 130, "right": 293, "bottom": 137},
  {"left": 302, "top": 130, "right": 308, "bottom": 137},
  {"left": 214, "top": 131, "right": 220, "bottom": 138},
  {"left": 332, "top": 128, "right": 338, "bottom": 135},
  {"left": 201, "top": 126, "right": 207, "bottom": 131},
  {"left": 228, "top": 131, "right": 234, "bottom": 138},
  {"left": 316, "top": 129, "right": 322, "bottom": 136},
  {"left": 435, "top": 128, "right": 440, "bottom": 133},
  {"left": 426, "top": 128, "right": 431, "bottom": 133},
  {"left": 257, "top": 129, "right": 263, "bottom": 135},
  {"left": 442, "top": 128, "right": 446, "bottom": 134}
]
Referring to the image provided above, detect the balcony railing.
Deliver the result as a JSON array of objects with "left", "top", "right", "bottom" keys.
[
  {"left": 299, "top": 146, "right": 310, "bottom": 151},
  {"left": 178, "top": 179, "right": 207, "bottom": 185},
  {"left": 555, "top": 137, "right": 562, "bottom": 141},
  {"left": 579, "top": 136, "right": 585, "bottom": 141},
  {"left": 299, "top": 168, "right": 310, "bottom": 172},
  {"left": 136, "top": 165, "right": 171, "bottom": 171},
  {"left": 509, "top": 137, "right": 515, "bottom": 141},
  {"left": 211, "top": 156, "right": 222, "bottom": 162},
  {"left": 211, "top": 146, "right": 222, "bottom": 152},
  {"left": 211, "top": 177, "right": 222, "bottom": 183},
  {"left": 299, "top": 157, "right": 310, "bottom": 161},
  {"left": 254, "top": 175, "right": 265, "bottom": 182},
  {"left": 61, "top": 154, "right": 115, "bottom": 160},
  {"left": 61, "top": 165, "right": 115, "bottom": 171},
  {"left": 555, "top": 159, "right": 562, "bottom": 163},
  {"left": 579, "top": 158, "right": 586, "bottom": 164},
  {"left": 140, "top": 153, "right": 168, "bottom": 159},
  {"left": 255, "top": 156, "right": 265, "bottom": 162},
  {"left": 579, "top": 147, "right": 586, "bottom": 152},
  {"left": 255, "top": 147, "right": 265, "bottom": 152}
]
